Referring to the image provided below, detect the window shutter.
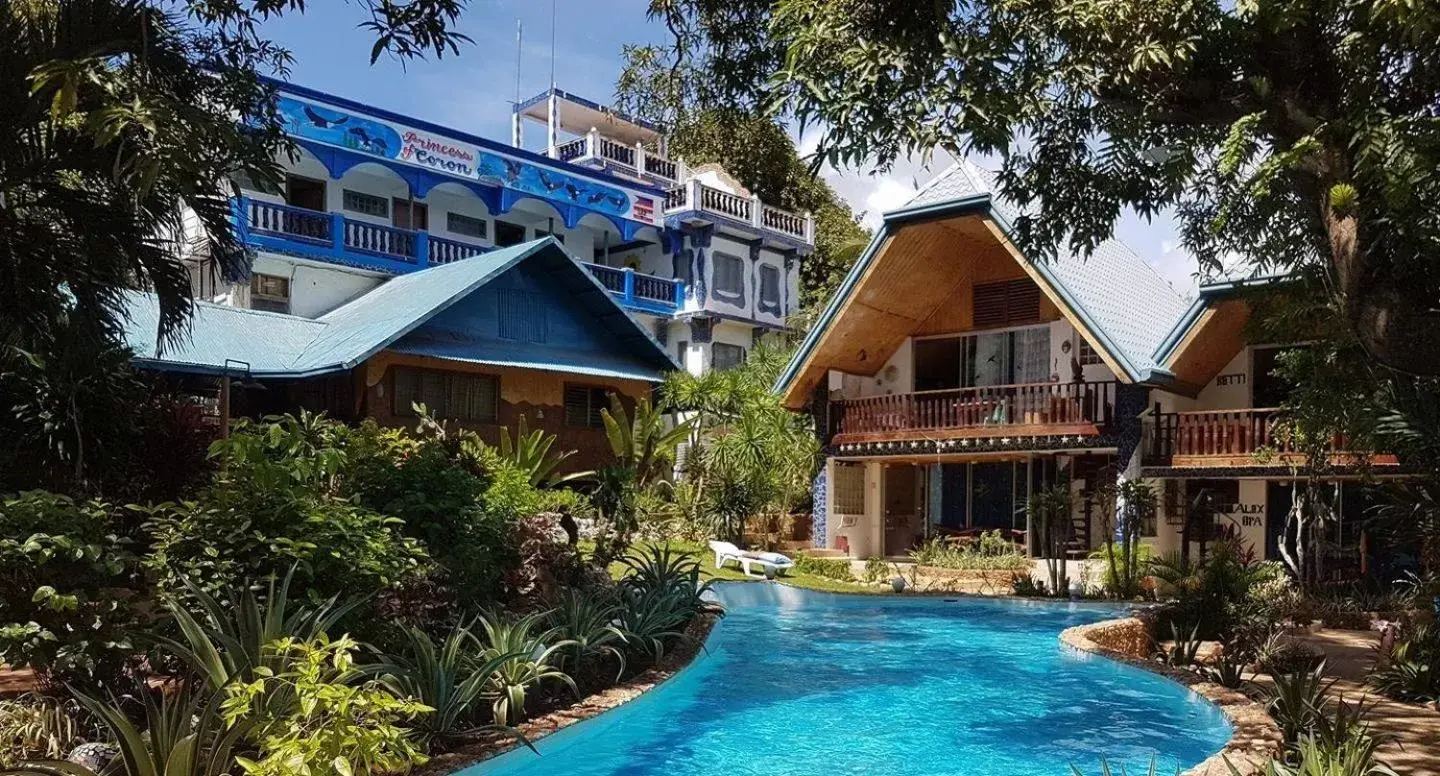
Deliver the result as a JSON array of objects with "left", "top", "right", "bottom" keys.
[
  {"left": 564, "top": 385, "right": 591, "bottom": 427},
  {"left": 973, "top": 279, "right": 1041, "bottom": 327},
  {"left": 973, "top": 282, "right": 1009, "bottom": 327}
]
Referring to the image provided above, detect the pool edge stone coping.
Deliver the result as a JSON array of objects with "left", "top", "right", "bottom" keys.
[
  {"left": 420, "top": 609, "right": 723, "bottom": 776},
  {"left": 1058, "top": 617, "right": 1284, "bottom": 776}
]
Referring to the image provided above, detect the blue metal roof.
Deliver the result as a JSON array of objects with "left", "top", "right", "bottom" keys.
[
  {"left": 775, "top": 159, "right": 1193, "bottom": 397},
  {"left": 125, "top": 238, "right": 678, "bottom": 382}
]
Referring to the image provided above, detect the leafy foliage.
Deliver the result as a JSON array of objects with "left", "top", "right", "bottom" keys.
[
  {"left": 660, "top": 346, "right": 818, "bottom": 544},
  {"left": 1368, "top": 622, "right": 1440, "bottom": 706},
  {"left": 647, "top": 0, "right": 1440, "bottom": 377},
  {"left": 0, "top": 491, "right": 140, "bottom": 690},
  {"left": 362, "top": 622, "right": 522, "bottom": 743},
  {"left": 221, "top": 635, "right": 430, "bottom": 776},
  {"left": 0, "top": 696, "right": 91, "bottom": 767},
  {"left": 792, "top": 553, "right": 852, "bottom": 582},
  {"left": 911, "top": 533, "right": 1029, "bottom": 572},
  {"left": 592, "top": 396, "right": 692, "bottom": 565},
  {"left": 1, "top": 0, "right": 469, "bottom": 351},
  {"left": 475, "top": 612, "right": 577, "bottom": 727}
]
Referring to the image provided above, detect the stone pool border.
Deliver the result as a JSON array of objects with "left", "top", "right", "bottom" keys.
[
  {"left": 1058, "top": 617, "right": 1283, "bottom": 776},
  {"left": 420, "top": 610, "right": 721, "bottom": 776}
]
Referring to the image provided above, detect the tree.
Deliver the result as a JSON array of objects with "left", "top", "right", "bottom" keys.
[
  {"left": 1, "top": 0, "right": 469, "bottom": 349},
  {"left": 643, "top": 0, "right": 1440, "bottom": 377},
  {"left": 660, "top": 346, "right": 820, "bottom": 545},
  {"left": 615, "top": 44, "right": 869, "bottom": 316}
]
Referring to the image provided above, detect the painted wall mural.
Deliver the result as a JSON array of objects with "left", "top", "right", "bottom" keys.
[
  {"left": 475, "top": 151, "right": 632, "bottom": 221},
  {"left": 275, "top": 94, "right": 655, "bottom": 226}
]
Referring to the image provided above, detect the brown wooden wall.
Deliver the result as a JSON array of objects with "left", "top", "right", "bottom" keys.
[{"left": 357, "top": 351, "right": 654, "bottom": 473}]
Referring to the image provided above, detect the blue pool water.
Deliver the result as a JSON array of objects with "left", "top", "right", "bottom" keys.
[{"left": 473, "top": 584, "right": 1231, "bottom": 776}]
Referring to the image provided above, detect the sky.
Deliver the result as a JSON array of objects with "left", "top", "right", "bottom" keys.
[{"left": 259, "top": 0, "right": 1201, "bottom": 297}]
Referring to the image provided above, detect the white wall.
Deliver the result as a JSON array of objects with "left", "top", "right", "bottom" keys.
[{"left": 250, "top": 255, "right": 385, "bottom": 318}]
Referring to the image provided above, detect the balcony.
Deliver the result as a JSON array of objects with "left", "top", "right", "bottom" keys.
[
  {"left": 1146, "top": 408, "right": 1397, "bottom": 467},
  {"left": 555, "top": 129, "right": 680, "bottom": 184},
  {"left": 235, "top": 197, "right": 681, "bottom": 315},
  {"left": 578, "top": 262, "right": 685, "bottom": 316},
  {"left": 665, "top": 179, "right": 814, "bottom": 244},
  {"left": 828, "top": 381, "right": 1118, "bottom": 445}
]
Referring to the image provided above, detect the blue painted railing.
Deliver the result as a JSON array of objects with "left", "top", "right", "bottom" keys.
[
  {"left": 580, "top": 262, "right": 685, "bottom": 315},
  {"left": 233, "top": 197, "right": 683, "bottom": 314}
]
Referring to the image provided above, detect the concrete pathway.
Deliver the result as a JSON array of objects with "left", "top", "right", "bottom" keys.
[{"left": 1296, "top": 629, "right": 1440, "bottom": 776}]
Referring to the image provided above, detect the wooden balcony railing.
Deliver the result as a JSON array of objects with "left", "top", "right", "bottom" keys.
[
  {"left": 830, "top": 381, "right": 1117, "bottom": 442},
  {"left": 1146, "top": 408, "right": 1384, "bottom": 466}
]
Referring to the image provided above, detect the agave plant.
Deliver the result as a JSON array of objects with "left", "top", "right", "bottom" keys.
[
  {"left": 1367, "top": 621, "right": 1439, "bottom": 706},
  {"left": 476, "top": 611, "right": 577, "bottom": 727},
  {"left": 362, "top": 623, "right": 527, "bottom": 742},
  {"left": 549, "top": 588, "right": 628, "bottom": 682},
  {"left": 620, "top": 545, "right": 715, "bottom": 613},
  {"left": 1269, "top": 664, "right": 1335, "bottom": 744},
  {"left": 614, "top": 587, "right": 693, "bottom": 664},
  {"left": 4, "top": 687, "right": 244, "bottom": 776},
  {"left": 1156, "top": 622, "right": 1202, "bottom": 668},
  {"left": 153, "top": 567, "right": 367, "bottom": 692}
]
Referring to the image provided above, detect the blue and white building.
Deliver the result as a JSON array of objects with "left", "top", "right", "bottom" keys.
[{"left": 191, "top": 81, "right": 814, "bottom": 376}]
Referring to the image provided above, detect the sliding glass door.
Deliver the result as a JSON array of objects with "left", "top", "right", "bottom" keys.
[{"left": 915, "top": 325, "right": 1051, "bottom": 390}]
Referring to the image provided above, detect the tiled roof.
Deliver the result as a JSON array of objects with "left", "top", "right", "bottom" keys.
[
  {"left": 124, "top": 238, "right": 676, "bottom": 382},
  {"left": 906, "top": 161, "right": 1190, "bottom": 379}
]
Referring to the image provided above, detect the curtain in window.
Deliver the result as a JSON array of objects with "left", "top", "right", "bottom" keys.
[{"left": 1014, "top": 326, "right": 1051, "bottom": 383}]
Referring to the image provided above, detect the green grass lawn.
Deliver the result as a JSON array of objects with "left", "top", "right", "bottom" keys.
[{"left": 597, "top": 539, "right": 898, "bottom": 595}]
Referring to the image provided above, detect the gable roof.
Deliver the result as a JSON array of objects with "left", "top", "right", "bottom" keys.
[
  {"left": 775, "top": 160, "right": 1191, "bottom": 406},
  {"left": 125, "top": 238, "right": 678, "bottom": 382}
]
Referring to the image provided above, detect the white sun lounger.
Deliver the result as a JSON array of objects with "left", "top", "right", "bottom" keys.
[{"left": 708, "top": 540, "right": 795, "bottom": 578}]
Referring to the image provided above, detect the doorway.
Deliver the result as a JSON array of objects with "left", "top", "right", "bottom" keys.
[
  {"left": 393, "top": 199, "right": 429, "bottom": 231},
  {"left": 883, "top": 465, "right": 924, "bottom": 556},
  {"left": 285, "top": 175, "right": 326, "bottom": 211}
]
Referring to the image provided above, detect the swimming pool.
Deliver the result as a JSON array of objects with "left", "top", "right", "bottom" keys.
[{"left": 472, "top": 584, "right": 1231, "bottom": 776}]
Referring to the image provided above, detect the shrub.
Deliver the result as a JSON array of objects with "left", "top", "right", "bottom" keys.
[
  {"left": 1368, "top": 621, "right": 1440, "bottom": 705},
  {"left": 1148, "top": 540, "right": 1265, "bottom": 639},
  {"left": 911, "top": 534, "right": 1030, "bottom": 571},
  {"left": 222, "top": 635, "right": 430, "bottom": 776},
  {"left": 0, "top": 491, "right": 141, "bottom": 690},
  {"left": 142, "top": 492, "right": 428, "bottom": 606},
  {"left": 793, "top": 553, "right": 853, "bottom": 581},
  {"left": 1011, "top": 574, "right": 1048, "bottom": 597},
  {"left": 506, "top": 512, "right": 584, "bottom": 602},
  {"left": 863, "top": 556, "right": 890, "bottom": 584},
  {"left": 0, "top": 695, "right": 91, "bottom": 766}
]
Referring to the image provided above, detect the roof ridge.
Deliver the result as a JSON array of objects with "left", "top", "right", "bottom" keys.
[{"left": 904, "top": 162, "right": 962, "bottom": 203}]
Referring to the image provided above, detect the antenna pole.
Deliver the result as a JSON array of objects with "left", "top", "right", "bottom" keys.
[
  {"left": 549, "top": 0, "right": 557, "bottom": 88},
  {"left": 511, "top": 20, "right": 523, "bottom": 147}
]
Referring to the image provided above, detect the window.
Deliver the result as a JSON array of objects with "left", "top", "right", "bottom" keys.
[
  {"left": 713, "top": 253, "right": 744, "bottom": 296},
  {"left": 711, "top": 343, "right": 746, "bottom": 371},
  {"left": 1077, "top": 338, "right": 1103, "bottom": 366},
  {"left": 495, "top": 220, "right": 527, "bottom": 247},
  {"left": 392, "top": 199, "right": 427, "bottom": 230},
  {"left": 677, "top": 340, "right": 688, "bottom": 365},
  {"left": 342, "top": 189, "right": 388, "bottom": 217},
  {"left": 758, "top": 264, "right": 781, "bottom": 313},
  {"left": 285, "top": 175, "right": 326, "bottom": 210},
  {"left": 973, "top": 279, "right": 1041, "bottom": 328},
  {"left": 447, "top": 212, "right": 487, "bottom": 239},
  {"left": 564, "top": 385, "right": 611, "bottom": 428},
  {"left": 234, "top": 170, "right": 282, "bottom": 196},
  {"left": 392, "top": 367, "right": 497, "bottom": 423},
  {"left": 832, "top": 462, "right": 865, "bottom": 515},
  {"left": 249, "top": 273, "right": 290, "bottom": 314}
]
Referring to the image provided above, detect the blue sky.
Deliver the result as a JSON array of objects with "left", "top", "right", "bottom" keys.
[{"left": 261, "top": 0, "right": 1201, "bottom": 296}]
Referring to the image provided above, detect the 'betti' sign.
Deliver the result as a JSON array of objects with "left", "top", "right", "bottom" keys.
[{"left": 399, "top": 130, "right": 476, "bottom": 177}]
